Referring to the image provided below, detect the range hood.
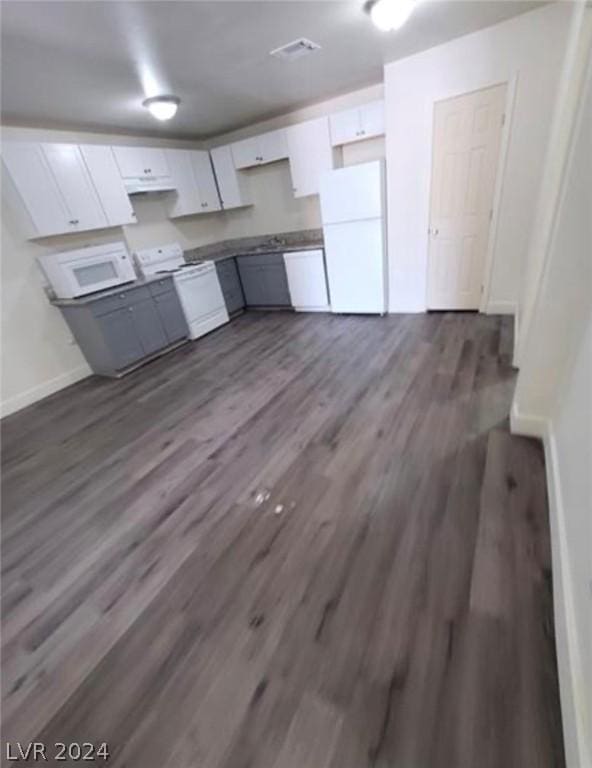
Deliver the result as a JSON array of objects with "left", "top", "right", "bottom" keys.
[{"left": 125, "top": 179, "right": 177, "bottom": 195}]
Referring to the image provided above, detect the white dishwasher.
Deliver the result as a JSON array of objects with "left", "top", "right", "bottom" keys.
[
  {"left": 135, "top": 244, "right": 228, "bottom": 340},
  {"left": 283, "top": 249, "right": 330, "bottom": 312}
]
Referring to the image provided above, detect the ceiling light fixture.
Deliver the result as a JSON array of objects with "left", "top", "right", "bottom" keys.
[
  {"left": 367, "top": 0, "right": 417, "bottom": 31},
  {"left": 142, "top": 95, "right": 180, "bottom": 121}
]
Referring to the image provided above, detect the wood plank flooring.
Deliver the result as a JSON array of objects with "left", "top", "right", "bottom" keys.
[{"left": 1, "top": 312, "right": 564, "bottom": 767}]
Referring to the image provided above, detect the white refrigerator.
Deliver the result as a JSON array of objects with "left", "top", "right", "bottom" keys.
[{"left": 320, "top": 160, "right": 387, "bottom": 314}]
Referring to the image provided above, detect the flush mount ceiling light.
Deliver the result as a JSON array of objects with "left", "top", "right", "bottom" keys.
[
  {"left": 142, "top": 95, "right": 180, "bottom": 121},
  {"left": 366, "top": 0, "right": 417, "bottom": 31}
]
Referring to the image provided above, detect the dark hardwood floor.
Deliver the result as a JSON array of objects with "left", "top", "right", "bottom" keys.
[{"left": 1, "top": 312, "right": 564, "bottom": 767}]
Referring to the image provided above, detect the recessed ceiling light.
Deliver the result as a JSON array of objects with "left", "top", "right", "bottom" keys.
[
  {"left": 142, "top": 95, "right": 180, "bottom": 121},
  {"left": 367, "top": 0, "right": 417, "bottom": 31}
]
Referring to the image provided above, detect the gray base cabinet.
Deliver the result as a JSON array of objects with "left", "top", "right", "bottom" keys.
[
  {"left": 56, "top": 278, "right": 188, "bottom": 377},
  {"left": 236, "top": 254, "right": 291, "bottom": 307},
  {"left": 215, "top": 259, "right": 245, "bottom": 315}
]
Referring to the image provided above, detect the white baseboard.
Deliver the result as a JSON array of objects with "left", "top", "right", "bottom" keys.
[
  {"left": 509, "top": 401, "right": 548, "bottom": 438},
  {"left": 485, "top": 299, "right": 517, "bottom": 315},
  {"left": 511, "top": 409, "right": 591, "bottom": 768},
  {"left": 0, "top": 364, "right": 91, "bottom": 419}
]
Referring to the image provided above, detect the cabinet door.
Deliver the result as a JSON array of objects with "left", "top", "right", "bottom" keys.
[
  {"left": 99, "top": 308, "right": 145, "bottom": 369},
  {"left": 192, "top": 151, "right": 221, "bottom": 211},
  {"left": 259, "top": 129, "right": 288, "bottom": 163},
  {"left": 41, "top": 144, "right": 107, "bottom": 232},
  {"left": 359, "top": 100, "right": 385, "bottom": 139},
  {"left": 79, "top": 145, "right": 136, "bottom": 226},
  {"left": 165, "top": 149, "right": 201, "bottom": 217},
  {"left": 112, "top": 146, "right": 169, "bottom": 179},
  {"left": 128, "top": 299, "right": 167, "bottom": 356},
  {"left": 284, "top": 250, "right": 328, "bottom": 309},
  {"left": 210, "top": 146, "right": 250, "bottom": 210},
  {"left": 236, "top": 260, "right": 267, "bottom": 306},
  {"left": 153, "top": 290, "right": 188, "bottom": 343},
  {"left": 261, "top": 264, "right": 291, "bottom": 306},
  {"left": 329, "top": 107, "right": 362, "bottom": 146},
  {"left": 287, "top": 117, "right": 334, "bottom": 198},
  {"left": 216, "top": 260, "right": 245, "bottom": 314},
  {"left": 231, "top": 137, "right": 260, "bottom": 169},
  {"left": 1, "top": 142, "right": 70, "bottom": 236}
]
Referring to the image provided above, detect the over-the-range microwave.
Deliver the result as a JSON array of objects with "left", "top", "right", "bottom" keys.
[{"left": 37, "top": 242, "right": 136, "bottom": 299}]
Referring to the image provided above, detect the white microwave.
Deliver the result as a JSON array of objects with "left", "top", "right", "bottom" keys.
[{"left": 37, "top": 242, "right": 137, "bottom": 298}]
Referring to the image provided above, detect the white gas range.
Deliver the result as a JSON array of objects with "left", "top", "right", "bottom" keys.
[{"left": 134, "top": 244, "right": 228, "bottom": 340}]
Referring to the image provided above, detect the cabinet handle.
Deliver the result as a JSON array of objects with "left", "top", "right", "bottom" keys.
[
  {"left": 144, "top": 168, "right": 152, "bottom": 173},
  {"left": 119, "top": 293, "right": 126, "bottom": 298},
  {"left": 69, "top": 219, "right": 79, "bottom": 225}
]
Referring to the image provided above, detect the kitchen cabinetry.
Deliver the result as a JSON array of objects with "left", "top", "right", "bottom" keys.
[
  {"left": 112, "top": 146, "right": 174, "bottom": 193},
  {"left": 1, "top": 142, "right": 136, "bottom": 238},
  {"left": 286, "top": 117, "right": 334, "bottom": 197},
  {"left": 2, "top": 143, "right": 95, "bottom": 237},
  {"left": 215, "top": 258, "right": 245, "bottom": 315},
  {"left": 56, "top": 278, "right": 188, "bottom": 376},
  {"left": 236, "top": 254, "right": 291, "bottom": 307},
  {"left": 231, "top": 128, "right": 288, "bottom": 169},
  {"left": 329, "top": 100, "right": 385, "bottom": 146},
  {"left": 165, "top": 149, "right": 221, "bottom": 217},
  {"left": 210, "top": 145, "right": 251, "bottom": 210},
  {"left": 79, "top": 145, "right": 136, "bottom": 225},
  {"left": 284, "top": 250, "right": 329, "bottom": 311}
]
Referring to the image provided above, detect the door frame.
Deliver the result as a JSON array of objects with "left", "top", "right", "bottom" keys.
[{"left": 424, "top": 73, "right": 518, "bottom": 313}]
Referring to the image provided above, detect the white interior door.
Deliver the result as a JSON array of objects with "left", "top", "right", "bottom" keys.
[{"left": 427, "top": 83, "right": 506, "bottom": 310}]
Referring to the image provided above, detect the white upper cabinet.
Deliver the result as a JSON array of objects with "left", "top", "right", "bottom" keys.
[
  {"left": 41, "top": 144, "right": 107, "bottom": 232},
  {"left": 1, "top": 142, "right": 117, "bottom": 238},
  {"left": 210, "top": 145, "right": 251, "bottom": 210},
  {"left": 286, "top": 117, "right": 334, "bottom": 198},
  {"left": 2, "top": 141, "right": 137, "bottom": 238},
  {"left": 329, "top": 100, "right": 385, "bottom": 146},
  {"left": 231, "top": 128, "right": 289, "bottom": 169},
  {"left": 231, "top": 136, "right": 259, "bottom": 169},
  {"left": 2, "top": 142, "right": 73, "bottom": 237},
  {"left": 111, "top": 146, "right": 174, "bottom": 193},
  {"left": 192, "top": 151, "right": 221, "bottom": 210},
  {"left": 79, "top": 145, "right": 136, "bottom": 226},
  {"left": 165, "top": 149, "right": 221, "bottom": 218}
]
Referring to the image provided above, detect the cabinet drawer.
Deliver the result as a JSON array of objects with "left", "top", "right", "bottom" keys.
[
  {"left": 91, "top": 285, "right": 151, "bottom": 317},
  {"left": 148, "top": 277, "right": 175, "bottom": 297},
  {"left": 236, "top": 253, "right": 284, "bottom": 269}
]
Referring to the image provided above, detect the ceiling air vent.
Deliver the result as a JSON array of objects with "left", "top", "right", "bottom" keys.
[{"left": 270, "top": 38, "right": 321, "bottom": 61}]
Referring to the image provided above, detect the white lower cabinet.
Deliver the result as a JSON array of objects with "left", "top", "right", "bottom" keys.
[
  {"left": 165, "top": 149, "right": 221, "bottom": 218},
  {"left": 283, "top": 249, "right": 329, "bottom": 311},
  {"left": 210, "top": 145, "right": 251, "bottom": 210},
  {"left": 286, "top": 117, "right": 334, "bottom": 198}
]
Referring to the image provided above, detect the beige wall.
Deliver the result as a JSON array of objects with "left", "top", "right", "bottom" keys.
[
  {"left": 384, "top": 3, "right": 572, "bottom": 312},
  {"left": 0, "top": 83, "right": 384, "bottom": 415},
  {"left": 511, "top": 24, "right": 592, "bottom": 768}
]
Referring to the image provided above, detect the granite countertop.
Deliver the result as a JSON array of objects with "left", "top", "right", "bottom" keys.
[
  {"left": 184, "top": 229, "right": 324, "bottom": 264},
  {"left": 50, "top": 273, "right": 173, "bottom": 306}
]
